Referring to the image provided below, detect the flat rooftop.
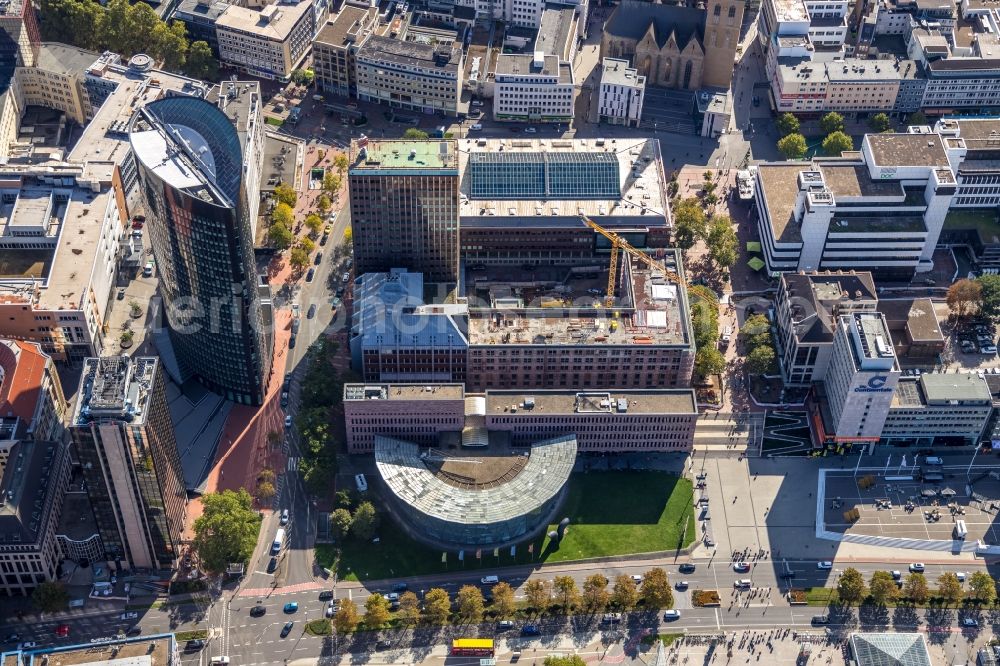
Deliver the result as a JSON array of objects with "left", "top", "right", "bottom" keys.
[
  {"left": 821, "top": 164, "right": 902, "bottom": 199},
  {"left": 215, "top": 0, "right": 312, "bottom": 40},
  {"left": 18, "top": 635, "right": 174, "bottom": 666},
  {"left": 350, "top": 139, "right": 458, "bottom": 171},
  {"left": 457, "top": 137, "right": 668, "bottom": 224},
  {"left": 73, "top": 356, "right": 159, "bottom": 426},
  {"left": 464, "top": 254, "right": 690, "bottom": 347},
  {"left": 345, "top": 383, "right": 466, "bottom": 401},
  {"left": 601, "top": 58, "right": 643, "bottom": 87},
  {"left": 536, "top": 6, "right": 577, "bottom": 61},
  {"left": 782, "top": 271, "right": 877, "bottom": 344},
  {"left": 315, "top": 4, "right": 373, "bottom": 47},
  {"left": 35, "top": 43, "right": 101, "bottom": 77},
  {"left": 495, "top": 53, "right": 572, "bottom": 84},
  {"left": 485, "top": 389, "right": 697, "bottom": 415},
  {"left": 757, "top": 164, "right": 809, "bottom": 243},
  {"left": 358, "top": 35, "right": 462, "bottom": 74},
  {"left": 866, "top": 132, "right": 949, "bottom": 167}
]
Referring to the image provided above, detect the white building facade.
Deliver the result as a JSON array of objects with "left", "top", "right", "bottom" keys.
[
  {"left": 493, "top": 52, "right": 575, "bottom": 123},
  {"left": 597, "top": 58, "right": 645, "bottom": 127}
]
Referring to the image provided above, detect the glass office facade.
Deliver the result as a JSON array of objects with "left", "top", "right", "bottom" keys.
[
  {"left": 469, "top": 152, "right": 621, "bottom": 200},
  {"left": 130, "top": 97, "right": 271, "bottom": 405}
]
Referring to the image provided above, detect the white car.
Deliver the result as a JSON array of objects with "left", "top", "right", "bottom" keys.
[
  {"left": 817, "top": 561, "right": 833, "bottom": 570},
  {"left": 524, "top": 127, "right": 537, "bottom": 134},
  {"left": 733, "top": 562, "right": 750, "bottom": 573},
  {"left": 630, "top": 574, "right": 643, "bottom": 584},
  {"left": 663, "top": 610, "right": 681, "bottom": 621},
  {"left": 325, "top": 601, "right": 336, "bottom": 618},
  {"left": 469, "top": 123, "right": 483, "bottom": 131},
  {"left": 17, "top": 642, "right": 37, "bottom": 650},
  {"left": 909, "top": 563, "right": 925, "bottom": 573}
]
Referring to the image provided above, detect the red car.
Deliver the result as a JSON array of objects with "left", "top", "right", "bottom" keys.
[{"left": 55, "top": 624, "right": 69, "bottom": 637}]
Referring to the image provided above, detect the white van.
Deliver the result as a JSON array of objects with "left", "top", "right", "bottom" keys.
[
  {"left": 480, "top": 575, "right": 499, "bottom": 584},
  {"left": 954, "top": 519, "right": 968, "bottom": 539},
  {"left": 210, "top": 658, "right": 230, "bottom": 665},
  {"left": 355, "top": 473, "right": 368, "bottom": 492}
]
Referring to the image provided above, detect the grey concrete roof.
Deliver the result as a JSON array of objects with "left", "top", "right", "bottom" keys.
[
  {"left": 536, "top": 6, "right": 576, "bottom": 61},
  {"left": 358, "top": 35, "right": 462, "bottom": 74},
  {"left": 919, "top": 372, "right": 991, "bottom": 403},
  {"left": 34, "top": 43, "right": 99, "bottom": 77},
  {"left": 601, "top": 58, "right": 644, "bottom": 87},
  {"left": 866, "top": 133, "right": 948, "bottom": 167},
  {"left": 375, "top": 434, "right": 576, "bottom": 525}
]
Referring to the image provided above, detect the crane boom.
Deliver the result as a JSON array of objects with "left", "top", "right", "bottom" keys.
[{"left": 579, "top": 215, "right": 686, "bottom": 306}]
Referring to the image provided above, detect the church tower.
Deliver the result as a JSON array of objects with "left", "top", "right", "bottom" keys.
[{"left": 701, "top": 0, "right": 744, "bottom": 89}]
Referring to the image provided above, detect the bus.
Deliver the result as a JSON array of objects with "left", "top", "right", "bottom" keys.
[
  {"left": 271, "top": 528, "right": 285, "bottom": 555},
  {"left": 451, "top": 639, "right": 494, "bottom": 657}
]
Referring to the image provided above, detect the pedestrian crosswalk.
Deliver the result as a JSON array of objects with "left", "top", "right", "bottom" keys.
[{"left": 287, "top": 456, "right": 298, "bottom": 472}]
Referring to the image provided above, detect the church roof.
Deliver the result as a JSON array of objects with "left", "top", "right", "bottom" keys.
[{"left": 605, "top": 0, "right": 706, "bottom": 50}]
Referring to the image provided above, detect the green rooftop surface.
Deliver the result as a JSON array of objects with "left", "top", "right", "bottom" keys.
[
  {"left": 944, "top": 208, "right": 1000, "bottom": 241},
  {"left": 358, "top": 140, "right": 455, "bottom": 169}
]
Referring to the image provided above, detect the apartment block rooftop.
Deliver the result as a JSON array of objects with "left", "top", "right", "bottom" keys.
[
  {"left": 357, "top": 35, "right": 462, "bottom": 73},
  {"left": 215, "top": 0, "right": 312, "bottom": 40},
  {"left": 485, "top": 389, "right": 697, "bottom": 416},
  {"left": 536, "top": 6, "right": 577, "bottom": 61},
  {"left": 464, "top": 253, "right": 690, "bottom": 347},
  {"left": 314, "top": 4, "right": 375, "bottom": 47},
  {"left": 602, "top": 58, "right": 644, "bottom": 87},
  {"left": 457, "top": 137, "right": 667, "bottom": 223},
  {"left": 893, "top": 373, "right": 991, "bottom": 408},
  {"left": 350, "top": 139, "right": 458, "bottom": 172},
  {"left": 72, "top": 356, "right": 159, "bottom": 426},
  {"left": 33, "top": 43, "right": 101, "bottom": 77},
  {"left": 848, "top": 312, "right": 896, "bottom": 369}
]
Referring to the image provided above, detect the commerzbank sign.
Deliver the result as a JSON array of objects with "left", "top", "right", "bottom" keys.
[{"left": 854, "top": 376, "right": 894, "bottom": 393}]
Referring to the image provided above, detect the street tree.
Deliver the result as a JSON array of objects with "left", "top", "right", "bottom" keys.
[
  {"left": 268, "top": 222, "right": 293, "bottom": 250},
  {"left": 690, "top": 300, "right": 720, "bottom": 350},
  {"left": 777, "top": 133, "right": 808, "bottom": 160},
  {"left": 299, "top": 237, "right": 316, "bottom": 254},
  {"left": 274, "top": 182, "right": 298, "bottom": 207},
  {"left": 422, "top": 588, "right": 451, "bottom": 624},
  {"left": 976, "top": 273, "right": 1000, "bottom": 323},
  {"left": 837, "top": 567, "right": 867, "bottom": 604},
  {"left": 611, "top": 575, "right": 639, "bottom": 611},
  {"left": 255, "top": 480, "right": 275, "bottom": 502},
  {"left": 323, "top": 171, "right": 341, "bottom": 196},
  {"left": 819, "top": 112, "right": 845, "bottom": 135},
  {"left": 524, "top": 579, "right": 552, "bottom": 612},
  {"left": 491, "top": 582, "right": 516, "bottom": 619},
  {"left": 289, "top": 247, "right": 309, "bottom": 270},
  {"left": 640, "top": 568, "right": 674, "bottom": 609},
  {"left": 902, "top": 573, "right": 929, "bottom": 604},
  {"left": 350, "top": 501, "right": 379, "bottom": 540},
  {"left": 776, "top": 113, "right": 800, "bottom": 137},
  {"left": 334, "top": 154, "right": 349, "bottom": 175},
  {"left": 192, "top": 488, "right": 260, "bottom": 573},
  {"left": 456, "top": 585, "right": 486, "bottom": 623},
  {"left": 967, "top": 571, "right": 997, "bottom": 605},
  {"left": 32, "top": 581, "right": 68, "bottom": 613},
  {"left": 316, "top": 195, "right": 331, "bottom": 216},
  {"left": 937, "top": 572, "right": 963, "bottom": 604},
  {"left": 706, "top": 215, "right": 739, "bottom": 268},
  {"left": 745, "top": 345, "right": 777, "bottom": 375},
  {"left": 822, "top": 131, "right": 853, "bottom": 156},
  {"left": 869, "top": 571, "right": 899, "bottom": 605},
  {"left": 272, "top": 202, "right": 294, "bottom": 228},
  {"left": 672, "top": 198, "right": 707, "bottom": 249},
  {"left": 186, "top": 41, "right": 218, "bottom": 80},
  {"left": 553, "top": 575, "right": 580, "bottom": 611},
  {"left": 333, "top": 599, "right": 359, "bottom": 633},
  {"left": 695, "top": 347, "right": 726, "bottom": 378},
  {"left": 946, "top": 279, "right": 982, "bottom": 319},
  {"left": 582, "top": 574, "right": 610, "bottom": 613},
  {"left": 304, "top": 213, "right": 324, "bottom": 236},
  {"left": 869, "top": 113, "right": 892, "bottom": 132},
  {"left": 397, "top": 591, "right": 420, "bottom": 626},
  {"left": 741, "top": 314, "right": 771, "bottom": 342},
  {"left": 363, "top": 593, "right": 391, "bottom": 629},
  {"left": 329, "top": 508, "right": 352, "bottom": 540},
  {"left": 403, "top": 128, "right": 430, "bottom": 139}
]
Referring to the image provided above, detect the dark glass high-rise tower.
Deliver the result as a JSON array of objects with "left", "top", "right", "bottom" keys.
[
  {"left": 128, "top": 87, "right": 272, "bottom": 405},
  {"left": 71, "top": 356, "right": 187, "bottom": 571}
]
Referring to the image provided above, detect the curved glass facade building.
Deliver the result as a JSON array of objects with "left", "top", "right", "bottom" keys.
[{"left": 128, "top": 90, "right": 272, "bottom": 405}]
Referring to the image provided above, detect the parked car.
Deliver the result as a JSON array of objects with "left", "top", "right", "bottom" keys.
[
  {"left": 280, "top": 509, "right": 289, "bottom": 525},
  {"left": 284, "top": 415, "right": 292, "bottom": 428},
  {"left": 266, "top": 557, "right": 277, "bottom": 573},
  {"left": 314, "top": 252, "right": 323, "bottom": 265},
  {"left": 630, "top": 574, "right": 643, "bottom": 584},
  {"left": 600, "top": 613, "right": 622, "bottom": 624},
  {"left": 961, "top": 617, "right": 978, "bottom": 628},
  {"left": 325, "top": 601, "right": 337, "bottom": 618},
  {"left": 521, "top": 625, "right": 540, "bottom": 636},
  {"left": 375, "top": 639, "right": 392, "bottom": 650},
  {"left": 497, "top": 620, "right": 515, "bottom": 630},
  {"left": 306, "top": 268, "right": 315, "bottom": 283},
  {"left": 383, "top": 592, "right": 399, "bottom": 602},
  {"left": 307, "top": 304, "right": 317, "bottom": 319}
]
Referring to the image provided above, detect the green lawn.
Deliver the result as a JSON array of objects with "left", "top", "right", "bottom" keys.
[{"left": 316, "top": 471, "right": 695, "bottom": 582}]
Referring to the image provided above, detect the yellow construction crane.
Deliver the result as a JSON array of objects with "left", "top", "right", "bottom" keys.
[{"left": 579, "top": 214, "right": 686, "bottom": 307}]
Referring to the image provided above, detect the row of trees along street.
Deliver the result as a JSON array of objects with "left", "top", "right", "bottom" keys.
[
  {"left": 326, "top": 568, "right": 677, "bottom": 633},
  {"left": 836, "top": 567, "right": 997, "bottom": 606}
]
